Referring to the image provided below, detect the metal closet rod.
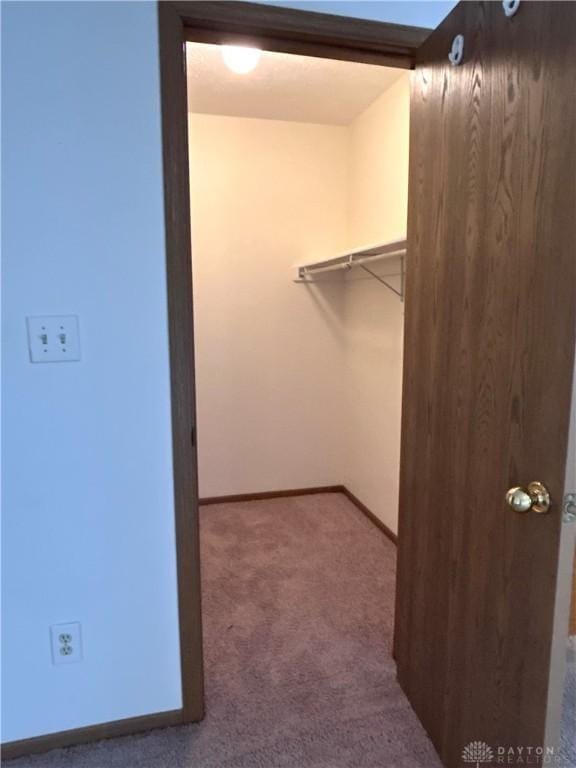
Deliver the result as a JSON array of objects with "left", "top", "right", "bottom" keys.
[
  {"left": 295, "top": 270, "right": 404, "bottom": 284},
  {"left": 301, "top": 248, "right": 406, "bottom": 276},
  {"left": 293, "top": 239, "right": 407, "bottom": 300}
]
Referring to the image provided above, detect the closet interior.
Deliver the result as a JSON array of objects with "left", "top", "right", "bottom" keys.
[
  {"left": 184, "top": 39, "right": 575, "bottom": 758},
  {"left": 186, "top": 42, "right": 410, "bottom": 536}
]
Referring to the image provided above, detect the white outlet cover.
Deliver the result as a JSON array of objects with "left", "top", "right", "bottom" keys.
[
  {"left": 50, "top": 622, "right": 83, "bottom": 665},
  {"left": 27, "top": 315, "right": 81, "bottom": 363}
]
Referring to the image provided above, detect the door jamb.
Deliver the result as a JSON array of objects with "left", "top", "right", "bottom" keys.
[
  {"left": 175, "top": 1, "right": 430, "bottom": 67},
  {"left": 159, "top": 0, "right": 429, "bottom": 733},
  {"left": 1, "top": 2, "right": 429, "bottom": 759}
]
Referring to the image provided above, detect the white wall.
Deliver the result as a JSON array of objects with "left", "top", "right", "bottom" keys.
[
  {"left": 1, "top": 1, "right": 182, "bottom": 742},
  {"left": 342, "top": 74, "right": 410, "bottom": 533},
  {"left": 188, "top": 114, "right": 348, "bottom": 497},
  {"left": 189, "top": 75, "right": 410, "bottom": 535}
]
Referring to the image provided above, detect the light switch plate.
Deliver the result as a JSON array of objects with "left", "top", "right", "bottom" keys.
[{"left": 27, "top": 316, "right": 81, "bottom": 362}]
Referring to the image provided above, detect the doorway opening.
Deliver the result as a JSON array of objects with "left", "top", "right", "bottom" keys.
[
  {"left": 187, "top": 42, "right": 407, "bottom": 533},
  {"left": 184, "top": 39, "right": 436, "bottom": 765}
]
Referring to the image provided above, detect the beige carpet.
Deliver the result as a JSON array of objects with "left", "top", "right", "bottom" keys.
[
  {"left": 560, "top": 636, "right": 576, "bottom": 765},
  {"left": 9, "top": 493, "right": 441, "bottom": 768}
]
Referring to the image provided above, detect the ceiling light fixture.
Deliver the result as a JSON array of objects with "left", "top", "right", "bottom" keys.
[{"left": 221, "top": 45, "right": 261, "bottom": 74}]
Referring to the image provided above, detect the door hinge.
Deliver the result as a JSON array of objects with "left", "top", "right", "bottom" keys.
[
  {"left": 448, "top": 34, "right": 464, "bottom": 66},
  {"left": 503, "top": 0, "right": 521, "bottom": 17},
  {"left": 563, "top": 493, "right": 576, "bottom": 523}
]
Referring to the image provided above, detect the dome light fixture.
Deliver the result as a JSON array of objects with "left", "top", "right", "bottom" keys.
[{"left": 221, "top": 45, "right": 261, "bottom": 75}]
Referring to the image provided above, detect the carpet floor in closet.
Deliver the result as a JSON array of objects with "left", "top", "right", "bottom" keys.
[{"left": 10, "top": 493, "right": 442, "bottom": 768}]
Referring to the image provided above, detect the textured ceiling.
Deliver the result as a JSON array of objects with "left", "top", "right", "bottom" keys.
[{"left": 186, "top": 43, "right": 404, "bottom": 126}]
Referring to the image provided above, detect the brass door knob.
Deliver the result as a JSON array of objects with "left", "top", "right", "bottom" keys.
[{"left": 505, "top": 481, "right": 551, "bottom": 514}]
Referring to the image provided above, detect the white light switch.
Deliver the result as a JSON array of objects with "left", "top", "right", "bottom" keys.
[{"left": 27, "top": 316, "right": 81, "bottom": 362}]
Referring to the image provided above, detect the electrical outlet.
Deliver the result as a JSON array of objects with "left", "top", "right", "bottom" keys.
[
  {"left": 50, "top": 622, "right": 83, "bottom": 665},
  {"left": 27, "top": 316, "right": 81, "bottom": 362}
]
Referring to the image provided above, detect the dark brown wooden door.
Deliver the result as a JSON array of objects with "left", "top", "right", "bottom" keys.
[{"left": 395, "top": 2, "right": 576, "bottom": 766}]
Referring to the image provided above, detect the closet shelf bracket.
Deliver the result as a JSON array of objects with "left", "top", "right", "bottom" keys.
[
  {"left": 293, "top": 238, "right": 407, "bottom": 301},
  {"left": 360, "top": 256, "right": 405, "bottom": 301}
]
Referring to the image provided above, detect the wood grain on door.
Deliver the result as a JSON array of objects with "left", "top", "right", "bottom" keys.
[{"left": 395, "top": 2, "right": 576, "bottom": 766}]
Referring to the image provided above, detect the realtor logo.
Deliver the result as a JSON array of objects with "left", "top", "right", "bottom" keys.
[{"left": 462, "top": 741, "right": 494, "bottom": 767}]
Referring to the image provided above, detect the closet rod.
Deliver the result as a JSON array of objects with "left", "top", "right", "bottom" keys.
[{"left": 293, "top": 238, "right": 407, "bottom": 300}]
